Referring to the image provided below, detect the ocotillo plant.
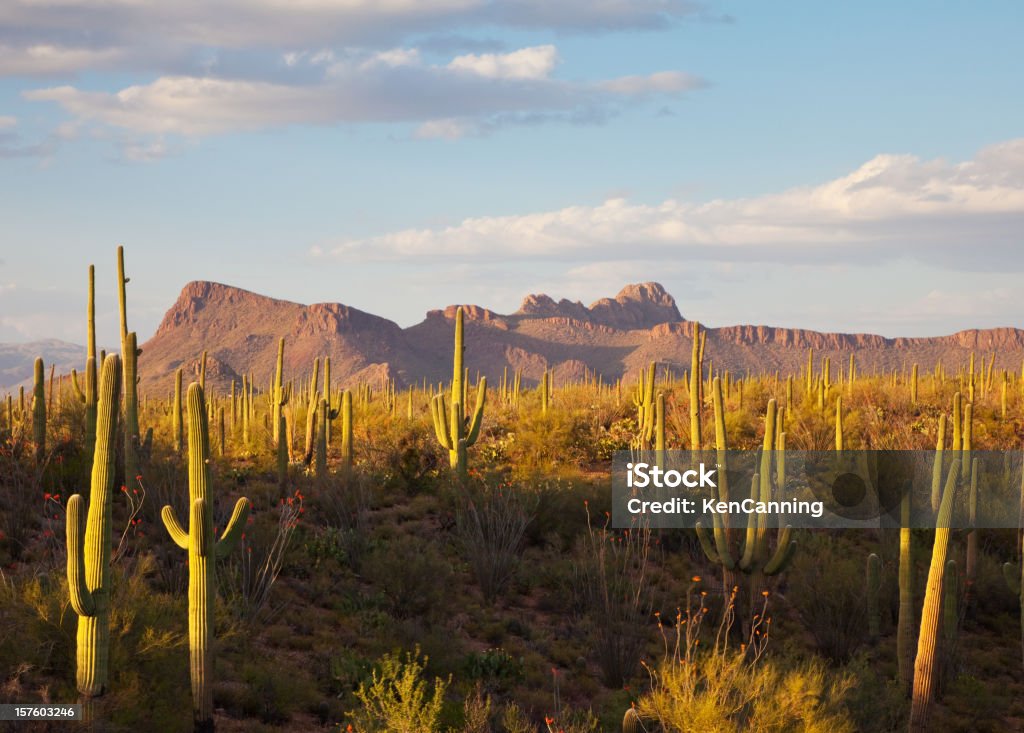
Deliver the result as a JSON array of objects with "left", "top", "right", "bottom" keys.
[
  {"left": 32, "top": 357, "right": 45, "bottom": 462},
  {"left": 430, "top": 307, "right": 486, "bottom": 476},
  {"left": 66, "top": 353, "right": 121, "bottom": 698},
  {"left": 161, "top": 383, "right": 250, "bottom": 731}
]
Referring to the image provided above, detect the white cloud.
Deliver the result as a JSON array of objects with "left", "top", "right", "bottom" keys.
[
  {"left": 598, "top": 70, "right": 704, "bottom": 95},
  {"left": 0, "top": 0, "right": 705, "bottom": 76},
  {"left": 447, "top": 44, "right": 557, "bottom": 80},
  {"left": 24, "top": 46, "right": 701, "bottom": 138},
  {"left": 319, "top": 139, "right": 1024, "bottom": 265},
  {"left": 0, "top": 116, "right": 16, "bottom": 129},
  {"left": 414, "top": 118, "right": 476, "bottom": 139}
]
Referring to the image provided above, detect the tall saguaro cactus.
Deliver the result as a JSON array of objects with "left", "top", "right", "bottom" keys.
[
  {"left": 161, "top": 384, "right": 250, "bottom": 731},
  {"left": 431, "top": 307, "right": 486, "bottom": 476},
  {"left": 173, "top": 368, "right": 184, "bottom": 454},
  {"left": 123, "top": 331, "right": 141, "bottom": 482},
  {"left": 32, "top": 357, "right": 46, "bottom": 462},
  {"left": 66, "top": 354, "right": 122, "bottom": 697},
  {"left": 690, "top": 322, "right": 702, "bottom": 450},
  {"left": 272, "top": 338, "right": 288, "bottom": 446},
  {"left": 909, "top": 454, "right": 962, "bottom": 730},
  {"left": 71, "top": 265, "right": 99, "bottom": 456}
]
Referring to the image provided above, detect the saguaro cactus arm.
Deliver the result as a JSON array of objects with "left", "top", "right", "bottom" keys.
[
  {"left": 215, "top": 497, "right": 251, "bottom": 560},
  {"left": 66, "top": 495, "right": 96, "bottom": 617},
  {"left": 465, "top": 378, "right": 487, "bottom": 445},
  {"left": 161, "top": 506, "right": 189, "bottom": 550}
]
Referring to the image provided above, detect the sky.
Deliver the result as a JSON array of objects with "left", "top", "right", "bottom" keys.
[{"left": 1, "top": 0, "right": 1022, "bottom": 347}]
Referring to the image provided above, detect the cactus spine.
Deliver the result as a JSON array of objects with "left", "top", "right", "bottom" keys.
[
  {"left": 161, "top": 384, "right": 250, "bottom": 730},
  {"left": 32, "top": 357, "right": 45, "bottom": 461},
  {"left": 430, "top": 307, "right": 486, "bottom": 476},
  {"left": 66, "top": 353, "right": 121, "bottom": 697}
]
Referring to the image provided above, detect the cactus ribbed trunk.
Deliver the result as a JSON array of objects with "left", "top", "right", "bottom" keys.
[
  {"left": 897, "top": 491, "right": 915, "bottom": 694},
  {"left": 32, "top": 357, "right": 45, "bottom": 462},
  {"left": 690, "top": 323, "right": 702, "bottom": 451},
  {"left": 123, "top": 331, "right": 140, "bottom": 483},
  {"left": 340, "top": 390, "right": 353, "bottom": 470},
  {"left": 174, "top": 368, "right": 183, "bottom": 454},
  {"left": 162, "top": 384, "right": 250, "bottom": 732},
  {"left": 67, "top": 354, "right": 121, "bottom": 698},
  {"left": 909, "top": 458, "right": 961, "bottom": 731}
]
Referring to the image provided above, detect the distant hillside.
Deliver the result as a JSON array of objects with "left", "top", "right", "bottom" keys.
[
  {"left": 0, "top": 339, "right": 87, "bottom": 392},
  {"left": 126, "top": 280, "right": 1024, "bottom": 396}
]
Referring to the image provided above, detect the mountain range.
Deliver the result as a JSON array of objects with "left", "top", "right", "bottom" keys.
[
  {"left": 3, "top": 281, "right": 1021, "bottom": 395},
  {"left": 121, "top": 280, "right": 1024, "bottom": 396}
]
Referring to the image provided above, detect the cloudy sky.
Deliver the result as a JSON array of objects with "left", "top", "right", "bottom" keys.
[{"left": 1, "top": 0, "right": 1022, "bottom": 346}]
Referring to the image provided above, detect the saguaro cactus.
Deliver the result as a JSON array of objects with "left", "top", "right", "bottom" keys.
[
  {"left": 909, "top": 453, "right": 961, "bottom": 731},
  {"left": 867, "top": 553, "right": 881, "bottom": 640},
  {"left": 633, "top": 362, "right": 656, "bottom": 449},
  {"left": 123, "top": 331, "right": 141, "bottom": 481},
  {"left": 66, "top": 354, "right": 121, "bottom": 697},
  {"left": 696, "top": 395, "right": 795, "bottom": 621},
  {"left": 690, "top": 322, "right": 702, "bottom": 450},
  {"left": 173, "top": 368, "right": 183, "bottom": 453},
  {"left": 32, "top": 357, "right": 45, "bottom": 461},
  {"left": 431, "top": 307, "right": 486, "bottom": 476},
  {"left": 71, "top": 265, "right": 99, "bottom": 456},
  {"left": 161, "top": 384, "right": 250, "bottom": 731}
]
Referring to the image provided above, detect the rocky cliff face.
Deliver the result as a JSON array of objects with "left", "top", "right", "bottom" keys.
[{"left": 131, "top": 279, "right": 1024, "bottom": 395}]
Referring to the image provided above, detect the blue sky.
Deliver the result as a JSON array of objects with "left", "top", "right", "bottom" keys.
[{"left": 1, "top": 0, "right": 1022, "bottom": 346}]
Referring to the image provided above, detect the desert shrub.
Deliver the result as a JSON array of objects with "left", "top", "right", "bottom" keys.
[
  {"left": 363, "top": 534, "right": 452, "bottom": 619},
  {"left": 306, "top": 470, "right": 374, "bottom": 571},
  {"left": 453, "top": 478, "right": 535, "bottom": 602},
  {"left": 459, "top": 682, "right": 494, "bottom": 733},
  {"left": 572, "top": 508, "right": 655, "bottom": 688},
  {"left": 786, "top": 533, "right": 870, "bottom": 662},
  {"left": 842, "top": 653, "right": 908, "bottom": 732},
  {"left": 346, "top": 647, "right": 449, "bottom": 733},
  {"left": 463, "top": 648, "right": 525, "bottom": 692},
  {"left": 636, "top": 588, "right": 856, "bottom": 733}
]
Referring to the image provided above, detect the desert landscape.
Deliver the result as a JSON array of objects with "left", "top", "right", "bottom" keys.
[{"left": 2, "top": 249, "right": 1024, "bottom": 732}]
